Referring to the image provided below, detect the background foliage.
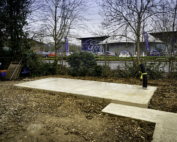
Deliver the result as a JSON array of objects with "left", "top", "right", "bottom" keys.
[
  {"left": 22, "top": 48, "right": 57, "bottom": 77},
  {"left": 67, "top": 51, "right": 102, "bottom": 76}
]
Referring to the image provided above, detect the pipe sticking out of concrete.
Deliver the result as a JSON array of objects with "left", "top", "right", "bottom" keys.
[{"left": 140, "top": 63, "right": 147, "bottom": 88}]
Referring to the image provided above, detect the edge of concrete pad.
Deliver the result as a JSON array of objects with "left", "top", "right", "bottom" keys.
[
  {"left": 102, "top": 103, "right": 156, "bottom": 123},
  {"left": 21, "top": 77, "right": 158, "bottom": 89},
  {"left": 102, "top": 103, "right": 177, "bottom": 123},
  {"left": 110, "top": 99, "right": 147, "bottom": 108},
  {"left": 152, "top": 123, "right": 177, "bottom": 142},
  {"left": 102, "top": 103, "right": 177, "bottom": 142},
  {"left": 152, "top": 123, "right": 162, "bottom": 142},
  {"left": 13, "top": 85, "right": 104, "bottom": 102},
  {"left": 14, "top": 78, "right": 157, "bottom": 108},
  {"left": 143, "top": 87, "right": 158, "bottom": 106},
  {"left": 14, "top": 84, "right": 150, "bottom": 108}
]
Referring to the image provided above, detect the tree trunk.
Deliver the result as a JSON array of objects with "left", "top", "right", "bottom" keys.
[
  {"left": 137, "top": 17, "right": 141, "bottom": 64},
  {"left": 55, "top": 47, "right": 58, "bottom": 74},
  {"left": 136, "top": 29, "right": 141, "bottom": 64},
  {"left": 54, "top": 5, "right": 58, "bottom": 74},
  {"left": 137, "top": 36, "right": 140, "bottom": 63}
]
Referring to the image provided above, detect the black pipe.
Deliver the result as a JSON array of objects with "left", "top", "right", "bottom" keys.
[{"left": 140, "top": 63, "right": 147, "bottom": 88}]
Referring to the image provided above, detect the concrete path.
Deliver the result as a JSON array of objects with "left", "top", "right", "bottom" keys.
[
  {"left": 14, "top": 77, "right": 176, "bottom": 141},
  {"left": 102, "top": 103, "right": 177, "bottom": 142},
  {"left": 14, "top": 77, "right": 157, "bottom": 108}
]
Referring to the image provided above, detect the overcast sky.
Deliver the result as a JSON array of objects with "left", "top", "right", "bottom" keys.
[
  {"left": 69, "top": 1, "right": 103, "bottom": 45},
  {"left": 25, "top": 0, "right": 106, "bottom": 45},
  {"left": 78, "top": 4, "right": 102, "bottom": 37},
  {"left": 43, "top": 1, "right": 103, "bottom": 45}
]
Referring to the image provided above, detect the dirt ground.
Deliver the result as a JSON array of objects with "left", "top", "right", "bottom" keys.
[{"left": 1, "top": 75, "right": 176, "bottom": 142}]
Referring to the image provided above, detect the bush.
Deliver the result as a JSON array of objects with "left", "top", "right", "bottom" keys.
[
  {"left": 103, "top": 60, "right": 165, "bottom": 80},
  {"left": 67, "top": 51, "right": 102, "bottom": 76},
  {"left": 145, "top": 62, "right": 165, "bottom": 79},
  {"left": 123, "top": 61, "right": 165, "bottom": 79},
  {"left": 101, "top": 66, "right": 111, "bottom": 78},
  {"left": 94, "top": 65, "right": 103, "bottom": 76},
  {"left": 21, "top": 48, "right": 57, "bottom": 77},
  {"left": 124, "top": 60, "right": 140, "bottom": 78},
  {"left": 0, "top": 47, "right": 13, "bottom": 70}
]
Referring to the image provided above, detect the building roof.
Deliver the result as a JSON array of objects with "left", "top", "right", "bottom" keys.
[
  {"left": 99, "top": 34, "right": 163, "bottom": 44},
  {"left": 77, "top": 36, "right": 109, "bottom": 40},
  {"left": 145, "top": 34, "right": 163, "bottom": 43},
  {"left": 149, "top": 31, "right": 177, "bottom": 43},
  {"left": 99, "top": 36, "right": 134, "bottom": 44},
  {"left": 149, "top": 31, "right": 177, "bottom": 35}
]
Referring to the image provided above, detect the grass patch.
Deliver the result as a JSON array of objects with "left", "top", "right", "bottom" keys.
[{"left": 41, "top": 56, "right": 176, "bottom": 62}]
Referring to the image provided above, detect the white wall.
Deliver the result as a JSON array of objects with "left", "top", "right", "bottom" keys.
[
  {"left": 101, "top": 43, "right": 135, "bottom": 55},
  {"left": 101, "top": 42, "right": 166, "bottom": 55},
  {"left": 109, "top": 43, "right": 135, "bottom": 55}
]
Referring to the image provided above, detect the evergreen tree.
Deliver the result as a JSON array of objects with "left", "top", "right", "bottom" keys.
[
  {"left": 0, "top": 0, "right": 33, "bottom": 57},
  {"left": 0, "top": 0, "right": 6, "bottom": 48},
  {"left": 5, "top": 0, "right": 30, "bottom": 56}
]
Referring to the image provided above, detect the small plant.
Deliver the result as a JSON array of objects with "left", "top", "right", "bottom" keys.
[
  {"left": 94, "top": 65, "right": 103, "bottom": 76},
  {"left": 145, "top": 62, "right": 166, "bottom": 79},
  {"left": 106, "top": 59, "right": 165, "bottom": 79}
]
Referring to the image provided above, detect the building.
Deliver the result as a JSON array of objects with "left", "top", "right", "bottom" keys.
[
  {"left": 29, "top": 40, "right": 45, "bottom": 53},
  {"left": 149, "top": 31, "right": 177, "bottom": 53},
  {"left": 99, "top": 36, "right": 135, "bottom": 54},
  {"left": 77, "top": 34, "right": 165, "bottom": 55},
  {"left": 99, "top": 34, "right": 165, "bottom": 55},
  {"left": 77, "top": 36, "right": 109, "bottom": 52}
]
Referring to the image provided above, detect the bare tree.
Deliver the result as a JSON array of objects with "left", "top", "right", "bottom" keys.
[
  {"left": 41, "top": 0, "right": 87, "bottom": 73},
  {"left": 153, "top": 0, "right": 177, "bottom": 52},
  {"left": 99, "top": 0, "right": 160, "bottom": 62},
  {"left": 152, "top": 0, "right": 177, "bottom": 77},
  {"left": 23, "top": 0, "right": 45, "bottom": 39}
]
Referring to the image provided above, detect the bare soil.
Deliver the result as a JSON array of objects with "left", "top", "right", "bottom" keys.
[{"left": 1, "top": 75, "right": 176, "bottom": 142}]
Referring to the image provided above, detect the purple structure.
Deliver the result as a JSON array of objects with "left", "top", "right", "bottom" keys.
[
  {"left": 143, "top": 31, "right": 149, "bottom": 50},
  {"left": 77, "top": 36, "right": 109, "bottom": 52},
  {"left": 59, "top": 47, "right": 61, "bottom": 52},
  {"left": 65, "top": 37, "right": 69, "bottom": 52}
]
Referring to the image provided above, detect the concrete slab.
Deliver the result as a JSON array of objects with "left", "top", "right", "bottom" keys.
[
  {"left": 14, "top": 78, "right": 157, "bottom": 108},
  {"left": 102, "top": 103, "right": 177, "bottom": 142}
]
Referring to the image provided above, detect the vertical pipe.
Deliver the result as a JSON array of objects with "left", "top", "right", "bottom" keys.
[
  {"left": 140, "top": 63, "right": 147, "bottom": 88},
  {"left": 62, "top": 44, "right": 63, "bottom": 73},
  {"left": 105, "top": 41, "right": 107, "bottom": 67}
]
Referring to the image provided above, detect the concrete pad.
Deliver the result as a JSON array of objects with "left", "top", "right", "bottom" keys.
[
  {"left": 152, "top": 124, "right": 177, "bottom": 142},
  {"left": 102, "top": 103, "right": 177, "bottom": 141},
  {"left": 14, "top": 77, "right": 157, "bottom": 108},
  {"left": 102, "top": 103, "right": 177, "bottom": 123}
]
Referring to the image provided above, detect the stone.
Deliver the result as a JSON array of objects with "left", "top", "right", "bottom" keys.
[{"left": 14, "top": 77, "right": 157, "bottom": 108}]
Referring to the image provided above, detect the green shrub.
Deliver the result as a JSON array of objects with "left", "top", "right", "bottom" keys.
[
  {"left": 124, "top": 60, "right": 140, "bottom": 78},
  {"left": 105, "top": 60, "right": 165, "bottom": 79},
  {"left": 116, "top": 66, "right": 129, "bottom": 78},
  {"left": 94, "top": 65, "right": 103, "bottom": 76},
  {"left": 21, "top": 49, "right": 57, "bottom": 77},
  {"left": 145, "top": 62, "right": 165, "bottom": 79},
  {"left": 101, "top": 66, "right": 111, "bottom": 78},
  {"left": 67, "top": 51, "right": 100, "bottom": 76},
  {"left": 0, "top": 47, "right": 13, "bottom": 70}
]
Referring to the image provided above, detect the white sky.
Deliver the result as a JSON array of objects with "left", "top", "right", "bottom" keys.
[
  {"left": 68, "top": 1, "right": 103, "bottom": 45},
  {"left": 38, "top": 1, "right": 103, "bottom": 45},
  {"left": 26, "top": 0, "right": 176, "bottom": 46},
  {"left": 26, "top": 0, "right": 111, "bottom": 46}
]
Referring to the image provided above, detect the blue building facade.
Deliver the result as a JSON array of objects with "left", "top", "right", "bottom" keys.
[{"left": 77, "top": 36, "right": 108, "bottom": 53}]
